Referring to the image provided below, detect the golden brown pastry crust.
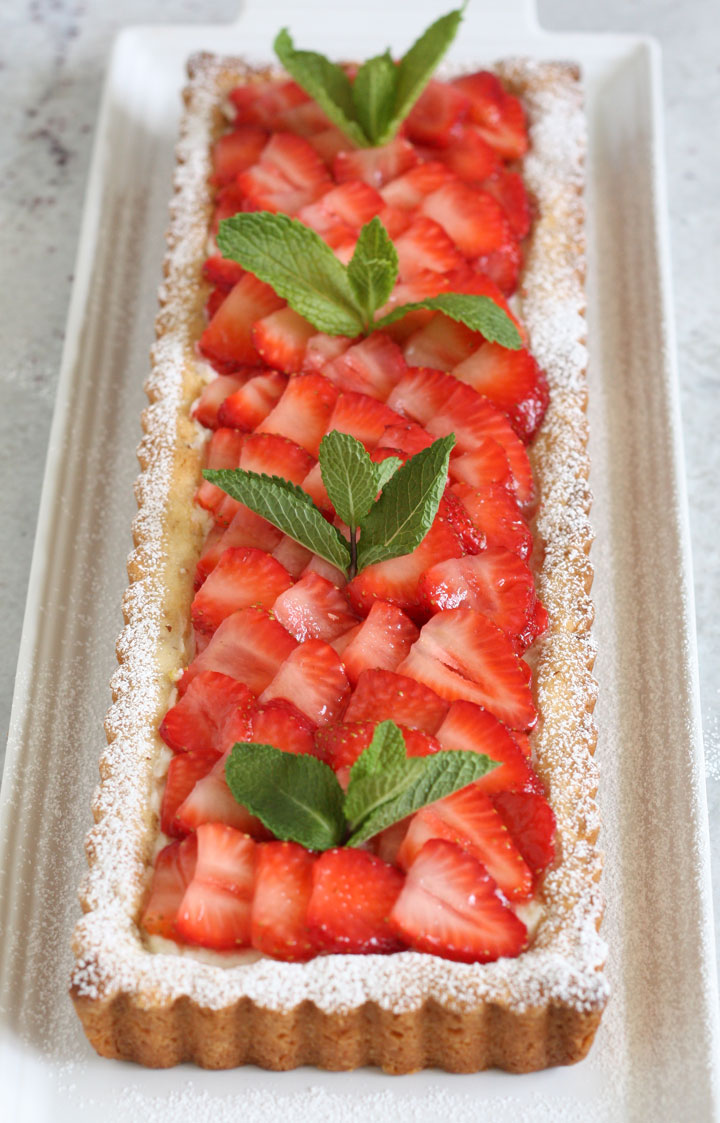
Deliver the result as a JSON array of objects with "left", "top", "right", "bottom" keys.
[{"left": 70, "top": 53, "right": 606, "bottom": 1073}]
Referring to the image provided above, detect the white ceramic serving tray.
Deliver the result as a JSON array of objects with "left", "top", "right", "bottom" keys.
[{"left": 1, "top": 0, "right": 718, "bottom": 1119}]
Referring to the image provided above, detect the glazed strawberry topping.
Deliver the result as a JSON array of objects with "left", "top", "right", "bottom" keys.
[{"left": 143, "top": 67, "right": 558, "bottom": 968}]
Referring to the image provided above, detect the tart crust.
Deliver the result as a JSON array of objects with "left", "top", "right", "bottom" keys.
[{"left": 70, "top": 53, "right": 607, "bottom": 1073}]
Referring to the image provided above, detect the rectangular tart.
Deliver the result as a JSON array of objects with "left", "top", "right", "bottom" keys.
[{"left": 70, "top": 51, "right": 607, "bottom": 1073}]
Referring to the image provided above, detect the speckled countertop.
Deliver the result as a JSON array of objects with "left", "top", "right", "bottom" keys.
[{"left": 1, "top": 0, "right": 718, "bottom": 984}]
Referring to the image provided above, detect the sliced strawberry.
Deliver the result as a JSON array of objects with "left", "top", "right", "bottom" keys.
[
  {"left": 296, "top": 199, "right": 356, "bottom": 247},
  {"left": 211, "top": 182, "right": 246, "bottom": 239},
  {"left": 193, "top": 373, "right": 247, "bottom": 430},
  {"left": 176, "top": 824, "right": 256, "bottom": 950},
  {"left": 325, "top": 392, "right": 405, "bottom": 454},
  {"left": 199, "top": 274, "right": 285, "bottom": 367},
  {"left": 302, "top": 332, "right": 352, "bottom": 373},
  {"left": 380, "top": 162, "right": 455, "bottom": 210},
  {"left": 256, "top": 372, "right": 338, "bottom": 457},
  {"left": 451, "top": 483, "right": 532, "bottom": 559},
  {"left": 378, "top": 272, "right": 451, "bottom": 343},
  {"left": 260, "top": 132, "right": 331, "bottom": 191},
  {"left": 250, "top": 699, "right": 319, "bottom": 757},
  {"left": 276, "top": 100, "right": 332, "bottom": 136},
  {"left": 376, "top": 421, "right": 433, "bottom": 457},
  {"left": 403, "top": 314, "right": 479, "bottom": 370},
  {"left": 260, "top": 638, "right": 350, "bottom": 725},
  {"left": 321, "top": 179, "right": 385, "bottom": 227},
  {"left": 324, "top": 335, "right": 407, "bottom": 400},
  {"left": 160, "top": 751, "right": 214, "bottom": 837},
  {"left": 453, "top": 343, "right": 549, "bottom": 442},
  {"left": 481, "top": 169, "right": 531, "bottom": 240},
  {"left": 308, "top": 125, "right": 350, "bottom": 167},
  {"left": 347, "top": 515, "right": 464, "bottom": 620},
  {"left": 216, "top": 370, "right": 289, "bottom": 432},
  {"left": 272, "top": 571, "right": 357, "bottom": 644},
  {"left": 434, "top": 699, "right": 538, "bottom": 794},
  {"left": 300, "top": 461, "right": 333, "bottom": 515},
  {"left": 230, "top": 80, "right": 309, "bottom": 128},
  {"left": 452, "top": 71, "right": 529, "bottom": 160},
  {"left": 334, "top": 137, "right": 419, "bottom": 188},
  {"left": 307, "top": 848, "right": 405, "bottom": 953},
  {"left": 301, "top": 554, "right": 347, "bottom": 588},
  {"left": 389, "top": 837, "right": 528, "bottom": 962},
  {"left": 492, "top": 790, "right": 556, "bottom": 878},
  {"left": 512, "top": 730, "right": 532, "bottom": 759},
  {"left": 159, "top": 671, "right": 255, "bottom": 756},
  {"left": 196, "top": 506, "right": 283, "bottom": 584},
  {"left": 237, "top": 161, "right": 314, "bottom": 215},
  {"left": 212, "top": 426, "right": 314, "bottom": 529},
  {"left": 141, "top": 835, "right": 198, "bottom": 939},
  {"left": 449, "top": 439, "right": 513, "bottom": 491},
  {"left": 340, "top": 600, "right": 419, "bottom": 685},
  {"left": 404, "top": 80, "right": 471, "bottom": 147},
  {"left": 435, "top": 124, "right": 500, "bottom": 183},
  {"left": 271, "top": 535, "right": 314, "bottom": 578},
  {"left": 174, "top": 748, "right": 270, "bottom": 837},
  {"left": 394, "top": 216, "right": 465, "bottom": 281},
  {"left": 439, "top": 490, "right": 485, "bottom": 554},
  {"left": 180, "top": 606, "right": 298, "bottom": 695},
  {"left": 372, "top": 818, "right": 412, "bottom": 866},
  {"left": 202, "top": 255, "right": 246, "bottom": 291},
  {"left": 418, "top": 549, "right": 538, "bottom": 650},
  {"left": 476, "top": 239, "right": 523, "bottom": 296},
  {"left": 252, "top": 307, "right": 316, "bottom": 373},
  {"left": 191, "top": 547, "right": 294, "bottom": 634},
  {"left": 205, "top": 287, "right": 227, "bottom": 321},
  {"left": 316, "top": 720, "right": 440, "bottom": 772},
  {"left": 194, "top": 427, "right": 244, "bottom": 517},
  {"left": 379, "top": 203, "right": 413, "bottom": 238},
  {"left": 398, "top": 607, "right": 536, "bottom": 730},
  {"left": 251, "top": 841, "right": 317, "bottom": 961},
  {"left": 343, "top": 669, "right": 448, "bottom": 733},
  {"left": 421, "top": 180, "right": 513, "bottom": 259},
  {"left": 211, "top": 125, "right": 269, "bottom": 185},
  {"left": 238, "top": 133, "right": 331, "bottom": 213}
]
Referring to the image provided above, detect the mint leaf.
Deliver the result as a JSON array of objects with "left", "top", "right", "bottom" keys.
[
  {"left": 318, "top": 431, "right": 378, "bottom": 529},
  {"left": 274, "top": 29, "right": 370, "bottom": 148},
  {"left": 357, "top": 434, "right": 455, "bottom": 570},
  {"left": 344, "top": 721, "right": 425, "bottom": 830},
  {"left": 347, "top": 217, "right": 398, "bottom": 327},
  {"left": 373, "top": 456, "right": 402, "bottom": 492},
  {"left": 374, "top": 293, "right": 523, "bottom": 350},
  {"left": 217, "top": 212, "right": 364, "bottom": 337},
  {"left": 225, "top": 744, "right": 345, "bottom": 850},
  {"left": 378, "top": 7, "right": 465, "bottom": 145},
  {"left": 204, "top": 468, "right": 350, "bottom": 573},
  {"left": 347, "top": 719, "right": 407, "bottom": 783},
  {"left": 352, "top": 50, "right": 398, "bottom": 145},
  {"left": 346, "top": 749, "right": 498, "bottom": 846}
]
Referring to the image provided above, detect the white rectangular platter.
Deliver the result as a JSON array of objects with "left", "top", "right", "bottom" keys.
[{"left": 1, "top": 1, "right": 718, "bottom": 1119}]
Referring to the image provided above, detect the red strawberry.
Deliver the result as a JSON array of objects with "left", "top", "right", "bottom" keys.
[
  {"left": 250, "top": 699, "right": 319, "bottom": 757},
  {"left": 271, "top": 535, "right": 314, "bottom": 578},
  {"left": 308, "top": 125, "right": 349, "bottom": 167},
  {"left": 191, "top": 547, "right": 294, "bottom": 634},
  {"left": 205, "top": 287, "right": 227, "bottom": 321},
  {"left": 212, "top": 427, "right": 314, "bottom": 529},
  {"left": 397, "top": 787, "right": 533, "bottom": 900},
  {"left": 449, "top": 439, "right": 513, "bottom": 491},
  {"left": 217, "top": 370, "right": 289, "bottom": 432},
  {"left": 439, "top": 490, "right": 485, "bottom": 554},
  {"left": 173, "top": 748, "right": 270, "bottom": 837},
  {"left": 418, "top": 549, "right": 538, "bottom": 650},
  {"left": 260, "top": 638, "right": 350, "bottom": 725},
  {"left": 211, "top": 125, "right": 269, "bottom": 185},
  {"left": 421, "top": 181, "right": 513, "bottom": 259},
  {"left": 160, "top": 751, "right": 214, "bottom": 837},
  {"left": 195, "top": 507, "right": 283, "bottom": 584},
  {"left": 343, "top": 669, "right": 448, "bottom": 733},
  {"left": 434, "top": 699, "right": 538, "bottom": 794},
  {"left": 193, "top": 373, "right": 247, "bottom": 430},
  {"left": 256, "top": 372, "right": 338, "bottom": 457},
  {"left": 326, "top": 391, "right": 406, "bottom": 451},
  {"left": 141, "top": 835, "right": 198, "bottom": 939},
  {"left": 251, "top": 841, "right": 317, "bottom": 961},
  {"left": 302, "top": 332, "right": 352, "bottom": 373},
  {"left": 394, "top": 216, "right": 465, "bottom": 280},
  {"left": 180, "top": 606, "right": 298, "bottom": 695},
  {"left": 376, "top": 421, "right": 433, "bottom": 458},
  {"left": 476, "top": 239, "right": 523, "bottom": 296},
  {"left": 324, "top": 334, "right": 407, "bottom": 401},
  {"left": 199, "top": 274, "right": 285, "bottom": 367},
  {"left": 300, "top": 461, "right": 333, "bottom": 515},
  {"left": 252, "top": 307, "right": 317, "bottom": 373},
  {"left": 378, "top": 272, "right": 451, "bottom": 342},
  {"left": 435, "top": 124, "right": 500, "bottom": 183},
  {"left": 403, "top": 314, "right": 480, "bottom": 370},
  {"left": 334, "top": 136, "right": 419, "bottom": 188},
  {"left": 230, "top": 80, "right": 309, "bottom": 128},
  {"left": 347, "top": 515, "right": 464, "bottom": 620},
  {"left": 302, "top": 554, "right": 347, "bottom": 587},
  {"left": 194, "top": 427, "right": 244, "bottom": 517},
  {"left": 380, "top": 162, "right": 455, "bottom": 210},
  {"left": 404, "top": 80, "right": 471, "bottom": 147},
  {"left": 176, "top": 824, "right": 256, "bottom": 950},
  {"left": 321, "top": 180, "right": 385, "bottom": 228},
  {"left": 211, "top": 182, "right": 246, "bottom": 239},
  {"left": 275, "top": 100, "right": 332, "bottom": 136},
  {"left": 261, "top": 131, "right": 331, "bottom": 191},
  {"left": 159, "top": 671, "right": 255, "bottom": 756},
  {"left": 512, "top": 730, "right": 532, "bottom": 759},
  {"left": 480, "top": 169, "right": 531, "bottom": 240},
  {"left": 452, "top": 72, "right": 529, "bottom": 160},
  {"left": 379, "top": 203, "right": 412, "bottom": 238},
  {"left": 239, "top": 133, "right": 331, "bottom": 213},
  {"left": 307, "top": 848, "right": 405, "bottom": 953},
  {"left": 372, "top": 818, "right": 412, "bottom": 866},
  {"left": 237, "top": 161, "right": 314, "bottom": 215},
  {"left": 296, "top": 199, "right": 356, "bottom": 247},
  {"left": 453, "top": 343, "right": 549, "bottom": 442},
  {"left": 451, "top": 483, "right": 532, "bottom": 559},
  {"left": 492, "top": 790, "right": 556, "bottom": 877},
  {"left": 389, "top": 837, "right": 528, "bottom": 962},
  {"left": 398, "top": 607, "right": 536, "bottom": 730},
  {"left": 202, "top": 255, "right": 246, "bottom": 290},
  {"left": 272, "top": 571, "right": 357, "bottom": 644},
  {"left": 340, "top": 600, "right": 419, "bottom": 685},
  {"left": 316, "top": 720, "right": 440, "bottom": 772}
]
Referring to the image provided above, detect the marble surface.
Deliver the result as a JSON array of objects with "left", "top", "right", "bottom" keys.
[{"left": 0, "top": 0, "right": 717, "bottom": 984}]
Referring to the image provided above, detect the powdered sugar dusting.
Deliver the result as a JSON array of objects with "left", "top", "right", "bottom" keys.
[{"left": 71, "top": 57, "right": 607, "bottom": 1023}]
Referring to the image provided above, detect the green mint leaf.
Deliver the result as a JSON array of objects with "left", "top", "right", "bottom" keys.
[
  {"left": 346, "top": 749, "right": 498, "bottom": 846},
  {"left": 373, "top": 455, "right": 402, "bottom": 492},
  {"left": 377, "top": 6, "right": 465, "bottom": 145},
  {"left": 374, "top": 293, "right": 523, "bottom": 350},
  {"left": 217, "top": 212, "right": 364, "bottom": 337},
  {"left": 204, "top": 468, "right": 350, "bottom": 574},
  {"left": 318, "top": 431, "right": 378, "bottom": 529},
  {"left": 347, "top": 719, "right": 407, "bottom": 783},
  {"left": 344, "top": 721, "right": 424, "bottom": 830},
  {"left": 274, "top": 29, "right": 371, "bottom": 148},
  {"left": 346, "top": 217, "right": 398, "bottom": 326},
  {"left": 352, "top": 50, "right": 399, "bottom": 145},
  {"left": 357, "top": 434, "right": 455, "bottom": 571},
  {"left": 225, "top": 744, "right": 345, "bottom": 850}
]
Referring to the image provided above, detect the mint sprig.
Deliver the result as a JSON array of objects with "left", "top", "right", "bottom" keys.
[
  {"left": 204, "top": 433, "right": 453, "bottom": 581},
  {"left": 273, "top": 8, "right": 465, "bottom": 148},
  {"left": 224, "top": 720, "right": 498, "bottom": 851},
  {"left": 217, "top": 212, "right": 522, "bottom": 348}
]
